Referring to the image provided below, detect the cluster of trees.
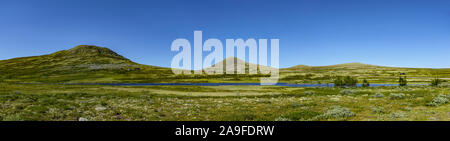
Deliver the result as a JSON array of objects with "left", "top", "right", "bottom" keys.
[
  {"left": 333, "top": 76, "right": 371, "bottom": 87},
  {"left": 334, "top": 76, "right": 359, "bottom": 87},
  {"left": 332, "top": 73, "right": 447, "bottom": 87}
]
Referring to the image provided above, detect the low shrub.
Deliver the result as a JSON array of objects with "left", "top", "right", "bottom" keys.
[
  {"left": 313, "top": 106, "right": 355, "bottom": 120},
  {"left": 340, "top": 89, "right": 355, "bottom": 95},
  {"left": 274, "top": 117, "right": 291, "bottom": 121},
  {"left": 389, "top": 93, "right": 406, "bottom": 100},
  {"left": 389, "top": 112, "right": 407, "bottom": 119},
  {"left": 2, "top": 114, "right": 24, "bottom": 121},
  {"left": 371, "top": 106, "right": 386, "bottom": 114},
  {"left": 284, "top": 110, "right": 321, "bottom": 121},
  {"left": 303, "top": 91, "right": 315, "bottom": 95},
  {"left": 371, "top": 93, "right": 385, "bottom": 98},
  {"left": 427, "top": 94, "right": 450, "bottom": 106}
]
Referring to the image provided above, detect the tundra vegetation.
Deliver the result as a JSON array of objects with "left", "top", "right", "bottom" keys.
[
  {"left": 0, "top": 45, "right": 449, "bottom": 121},
  {"left": 0, "top": 83, "right": 449, "bottom": 121}
]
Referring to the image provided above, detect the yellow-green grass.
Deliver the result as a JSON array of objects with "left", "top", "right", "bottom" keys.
[{"left": 1, "top": 83, "right": 449, "bottom": 121}]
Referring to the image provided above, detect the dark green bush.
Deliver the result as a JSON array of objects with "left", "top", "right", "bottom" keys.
[{"left": 334, "top": 76, "right": 358, "bottom": 87}]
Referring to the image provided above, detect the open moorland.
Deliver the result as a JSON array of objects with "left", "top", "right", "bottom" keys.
[
  {"left": 1, "top": 45, "right": 449, "bottom": 121},
  {"left": 1, "top": 83, "right": 450, "bottom": 121}
]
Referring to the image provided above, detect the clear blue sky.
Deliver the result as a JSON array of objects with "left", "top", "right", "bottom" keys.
[{"left": 1, "top": 0, "right": 449, "bottom": 68}]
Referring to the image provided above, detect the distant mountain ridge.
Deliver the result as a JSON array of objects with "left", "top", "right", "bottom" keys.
[
  {"left": 286, "top": 62, "right": 382, "bottom": 69},
  {"left": 0, "top": 45, "right": 441, "bottom": 71}
]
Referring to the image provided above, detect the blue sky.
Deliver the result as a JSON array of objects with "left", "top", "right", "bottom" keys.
[{"left": 1, "top": 0, "right": 449, "bottom": 68}]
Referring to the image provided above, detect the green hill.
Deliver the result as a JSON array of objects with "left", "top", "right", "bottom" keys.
[{"left": 0, "top": 45, "right": 172, "bottom": 83}]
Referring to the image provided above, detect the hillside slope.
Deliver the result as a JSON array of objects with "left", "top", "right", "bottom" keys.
[
  {"left": 203, "top": 57, "right": 274, "bottom": 74},
  {"left": 0, "top": 45, "right": 171, "bottom": 83},
  {"left": 1, "top": 45, "right": 136, "bottom": 74}
]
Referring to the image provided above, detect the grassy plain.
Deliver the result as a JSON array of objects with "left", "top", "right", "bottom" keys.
[{"left": 1, "top": 83, "right": 449, "bottom": 121}]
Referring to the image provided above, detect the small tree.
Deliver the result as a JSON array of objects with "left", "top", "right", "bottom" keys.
[
  {"left": 399, "top": 75, "right": 407, "bottom": 87},
  {"left": 362, "top": 79, "right": 370, "bottom": 87},
  {"left": 334, "top": 77, "right": 344, "bottom": 87},
  {"left": 430, "top": 77, "right": 442, "bottom": 87}
]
